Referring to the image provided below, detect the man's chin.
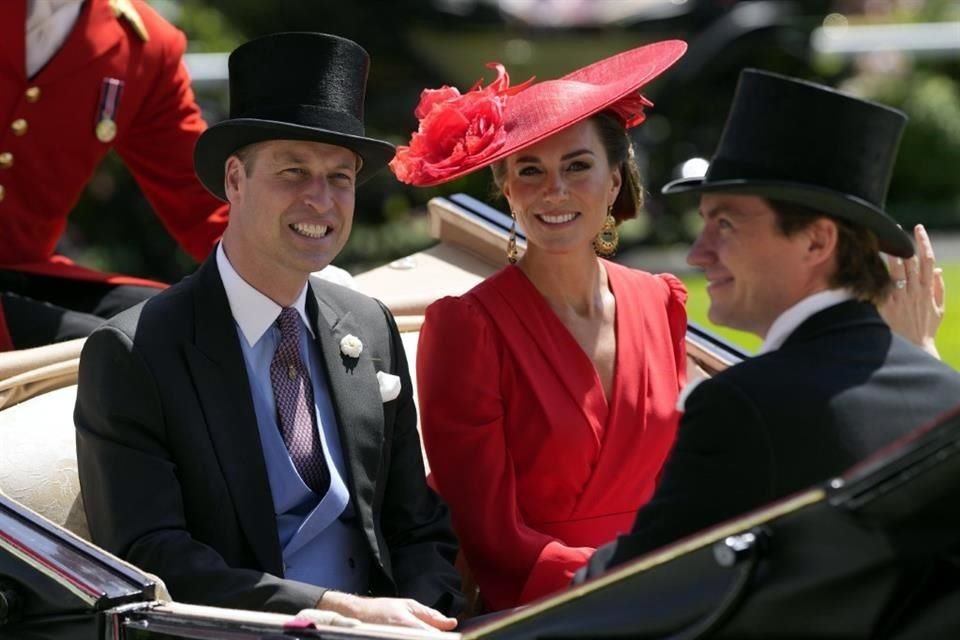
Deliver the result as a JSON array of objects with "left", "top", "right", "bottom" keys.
[
  {"left": 709, "top": 309, "right": 759, "bottom": 336},
  {"left": 707, "top": 306, "right": 736, "bottom": 330},
  {"left": 294, "top": 244, "right": 347, "bottom": 272}
]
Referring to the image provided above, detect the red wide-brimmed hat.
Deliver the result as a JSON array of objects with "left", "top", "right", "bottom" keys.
[{"left": 390, "top": 40, "right": 687, "bottom": 187}]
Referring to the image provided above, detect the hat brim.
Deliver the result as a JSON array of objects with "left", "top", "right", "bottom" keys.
[
  {"left": 403, "top": 40, "right": 687, "bottom": 187},
  {"left": 663, "top": 177, "right": 914, "bottom": 258},
  {"left": 195, "top": 119, "right": 396, "bottom": 201}
]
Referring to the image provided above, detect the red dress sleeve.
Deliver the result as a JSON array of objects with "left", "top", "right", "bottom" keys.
[
  {"left": 417, "top": 296, "right": 593, "bottom": 611},
  {"left": 657, "top": 273, "right": 689, "bottom": 392}
]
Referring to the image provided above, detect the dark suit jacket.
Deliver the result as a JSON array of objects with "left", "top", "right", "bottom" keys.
[
  {"left": 582, "top": 300, "right": 960, "bottom": 578},
  {"left": 75, "top": 256, "right": 463, "bottom": 614}
]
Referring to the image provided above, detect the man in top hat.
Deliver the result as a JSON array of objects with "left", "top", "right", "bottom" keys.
[
  {"left": 75, "top": 33, "right": 462, "bottom": 629},
  {"left": 579, "top": 69, "right": 960, "bottom": 577},
  {"left": 0, "top": 0, "right": 229, "bottom": 350}
]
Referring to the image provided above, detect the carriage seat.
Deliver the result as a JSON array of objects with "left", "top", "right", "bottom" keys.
[
  {"left": 0, "top": 337, "right": 84, "bottom": 411},
  {"left": 0, "top": 384, "right": 89, "bottom": 539},
  {"left": 0, "top": 336, "right": 88, "bottom": 541}
]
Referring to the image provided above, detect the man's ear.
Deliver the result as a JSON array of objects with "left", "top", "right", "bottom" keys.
[
  {"left": 224, "top": 156, "right": 244, "bottom": 201},
  {"left": 805, "top": 217, "right": 839, "bottom": 267}
]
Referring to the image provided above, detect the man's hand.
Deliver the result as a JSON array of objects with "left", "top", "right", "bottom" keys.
[
  {"left": 317, "top": 591, "right": 457, "bottom": 631},
  {"left": 880, "top": 224, "right": 945, "bottom": 359}
]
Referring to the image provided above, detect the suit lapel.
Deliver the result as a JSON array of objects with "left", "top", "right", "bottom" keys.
[
  {"left": 183, "top": 258, "right": 283, "bottom": 575},
  {"left": 307, "top": 281, "right": 385, "bottom": 565}
]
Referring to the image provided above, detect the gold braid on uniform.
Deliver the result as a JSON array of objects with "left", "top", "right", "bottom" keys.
[{"left": 109, "top": 0, "right": 150, "bottom": 41}]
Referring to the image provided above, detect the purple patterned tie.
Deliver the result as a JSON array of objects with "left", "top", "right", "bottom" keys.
[{"left": 270, "top": 307, "right": 330, "bottom": 495}]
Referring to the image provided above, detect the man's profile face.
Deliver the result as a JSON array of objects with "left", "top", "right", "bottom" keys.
[
  {"left": 686, "top": 193, "right": 815, "bottom": 338},
  {"left": 225, "top": 139, "right": 358, "bottom": 287}
]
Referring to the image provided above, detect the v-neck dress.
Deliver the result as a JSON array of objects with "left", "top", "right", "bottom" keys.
[{"left": 417, "top": 261, "right": 687, "bottom": 610}]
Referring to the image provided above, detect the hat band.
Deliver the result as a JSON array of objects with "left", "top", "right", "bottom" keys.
[
  {"left": 706, "top": 157, "right": 800, "bottom": 183},
  {"left": 705, "top": 157, "right": 884, "bottom": 207},
  {"left": 230, "top": 104, "right": 366, "bottom": 137}
]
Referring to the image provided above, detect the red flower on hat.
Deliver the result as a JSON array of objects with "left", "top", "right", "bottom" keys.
[
  {"left": 390, "top": 63, "right": 532, "bottom": 185},
  {"left": 608, "top": 93, "right": 655, "bottom": 128}
]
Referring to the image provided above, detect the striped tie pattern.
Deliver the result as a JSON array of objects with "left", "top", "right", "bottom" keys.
[{"left": 270, "top": 307, "right": 330, "bottom": 495}]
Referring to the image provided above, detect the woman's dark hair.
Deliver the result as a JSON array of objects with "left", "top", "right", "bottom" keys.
[
  {"left": 768, "top": 198, "right": 893, "bottom": 304},
  {"left": 490, "top": 111, "right": 643, "bottom": 223}
]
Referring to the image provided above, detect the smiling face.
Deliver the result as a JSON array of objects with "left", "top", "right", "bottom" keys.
[
  {"left": 222, "top": 139, "right": 359, "bottom": 304},
  {"left": 687, "top": 193, "right": 832, "bottom": 338},
  {"left": 499, "top": 119, "right": 621, "bottom": 260}
]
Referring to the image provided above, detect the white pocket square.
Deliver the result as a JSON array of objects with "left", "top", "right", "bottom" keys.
[{"left": 377, "top": 371, "right": 401, "bottom": 403}]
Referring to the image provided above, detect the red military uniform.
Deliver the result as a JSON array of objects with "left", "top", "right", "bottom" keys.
[
  {"left": 0, "top": 0, "right": 227, "bottom": 278},
  {"left": 0, "top": 0, "right": 228, "bottom": 350}
]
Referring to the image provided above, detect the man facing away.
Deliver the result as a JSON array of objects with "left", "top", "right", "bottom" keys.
[
  {"left": 581, "top": 69, "right": 960, "bottom": 577},
  {"left": 75, "top": 32, "right": 462, "bottom": 630}
]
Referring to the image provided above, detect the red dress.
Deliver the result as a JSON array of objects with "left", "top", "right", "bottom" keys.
[{"left": 417, "top": 261, "right": 687, "bottom": 611}]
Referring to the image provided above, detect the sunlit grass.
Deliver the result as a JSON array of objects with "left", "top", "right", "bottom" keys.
[{"left": 680, "top": 262, "right": 960, "bottom": 368}]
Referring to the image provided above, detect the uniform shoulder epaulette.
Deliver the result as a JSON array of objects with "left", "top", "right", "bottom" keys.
[{"left": 109, "top": 0, "right": 150, "bottom": 42}]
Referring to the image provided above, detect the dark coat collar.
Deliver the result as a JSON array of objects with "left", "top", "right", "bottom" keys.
[{"left": 782, "top": 299, "right": 885, "bottom": 349}]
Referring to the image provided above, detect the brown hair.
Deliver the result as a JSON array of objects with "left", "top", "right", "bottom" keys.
[
  {"left": 767, "top": 199, "right": 893, "bottom": 304},
  {"left": 232, "top": 143, "right": 262, "bottom": 175},
  {"left": 490, "top": 111, "right": 643, "bottom": 223}
]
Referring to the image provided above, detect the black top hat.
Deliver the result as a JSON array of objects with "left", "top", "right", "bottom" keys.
[
  {"left": 194, "top": 32, "right": 395, "bottom": 201},
  {"left": 663, "top": 69, "right": 913, "bottom": 257}
]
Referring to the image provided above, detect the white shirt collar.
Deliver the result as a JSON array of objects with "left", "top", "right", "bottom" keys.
[
  {"left": 216, "top": 243, "right": 314, "bottom": 347},
  {"left": 759, "top": 289, "right": 855, "bottom": 354},
  {"left": 26, "top": 0, "right": 83, "bottom": 78}
]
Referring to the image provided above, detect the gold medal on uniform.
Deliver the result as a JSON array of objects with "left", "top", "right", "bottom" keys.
[
  {"left": 96, "top": 118, "right": 117, "bottom": 143},
  {"left": 95, "top": 78, "right": 124, "bottom": 143}
]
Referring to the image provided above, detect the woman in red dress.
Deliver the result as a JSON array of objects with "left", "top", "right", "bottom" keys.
[{"left": 390, "top": 42, "right": 688, "bottom": 611}]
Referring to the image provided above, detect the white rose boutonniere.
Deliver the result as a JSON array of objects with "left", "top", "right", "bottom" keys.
[{"left": 339, "top": 334, "right": 363, "bottom": 359}]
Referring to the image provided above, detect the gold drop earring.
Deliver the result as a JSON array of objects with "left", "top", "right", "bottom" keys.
[
  {"left": 594, "top": 204, "right": 618, "bottom": 257},
  {"left": 507, "top": 211, "right": 519, "bottom": 264}
]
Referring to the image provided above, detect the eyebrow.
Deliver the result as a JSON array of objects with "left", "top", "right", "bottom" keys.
[
  {"left": 514, "top": 148, "right": 595, "bottom": 163},
  {"left": 701, "top": 204, "right": 737, "bottom": 220},
  {"left": 271, "top": 151, "right": 357, "bottom": 171},
  {"left": 270, "top": 151, "right": 308, "bottom": 165}
]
